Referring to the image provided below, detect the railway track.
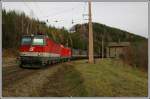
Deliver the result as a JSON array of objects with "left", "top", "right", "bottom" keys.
[
  {"left": 2, "top": 60, "right": 64, "bottom": 96},
  {"left": 2, "top": 62, "right": 59, "bottom": 88},
  {"left": 3, "top": 65, "right": 38, "bottom": 87},
  {"left": 2, "top": 58, "right": 90, "bottom": 88},
  {"left": 2, "top": 59, "right": 86, "bottom": 88},
  {"left": 3, "top": 65, "right": 23, "bottom": 76}
]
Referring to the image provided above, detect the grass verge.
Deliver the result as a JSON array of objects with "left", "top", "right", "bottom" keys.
[
  {"left": 73, "top": 59, "right": 148, "bottom": 96},
  {"left": 40, "top": 63, "right": 88, "bottom": 96}
]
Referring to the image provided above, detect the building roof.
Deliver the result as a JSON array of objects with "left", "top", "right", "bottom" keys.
[{"left": 107, "top": 42, "right": 130, "bottom": 47}]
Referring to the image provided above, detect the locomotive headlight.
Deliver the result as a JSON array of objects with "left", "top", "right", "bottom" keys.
[{"left": 38, "top": 53, "right": 42, "bottom": 56}]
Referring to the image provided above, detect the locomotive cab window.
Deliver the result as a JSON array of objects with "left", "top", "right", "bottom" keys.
[
  {"left": 32, "top": 36, "right": 45, "bottom": 45},
  {"left": 21, "top": 37, "right": 32, "bottom": 45}
]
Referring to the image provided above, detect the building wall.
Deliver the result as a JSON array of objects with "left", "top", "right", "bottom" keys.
[
  {"left": 106, "top": 47, "right": 125, "bottom": 58},
  {"left": 109, "top": 47, "right": 116, "bottom": 58},
  {"left": 116, "top": 47, "right": 124, "bottom": 58}
]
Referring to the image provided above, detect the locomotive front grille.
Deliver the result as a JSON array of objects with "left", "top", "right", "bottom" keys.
[{"left": 20, "top": 56, "right": 45, "bottom": 64}]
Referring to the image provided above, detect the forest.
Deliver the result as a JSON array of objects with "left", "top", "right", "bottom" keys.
[{"left": 2, "top": 9, "right": 148, "bottom": 70}]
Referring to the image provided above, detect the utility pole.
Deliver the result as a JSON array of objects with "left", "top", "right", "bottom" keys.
[
  {"left": 69, "top": 33, "right": 73, "bottom": 47},
  {"left": 102, "top": 26, "right": 105, "bottom": 59},
  {"left": 27, "top": 22, "right": 29, "bottom": 35},
  {"left": 88, "top": 0, "right": 94, "bottom": 63},
  {"left": 21, "top": 15, "right": 24, "bottom": 34}
]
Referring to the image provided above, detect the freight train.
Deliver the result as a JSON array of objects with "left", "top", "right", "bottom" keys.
[{"left": 19, "top": 32, "right": 88, "bottom": 67}]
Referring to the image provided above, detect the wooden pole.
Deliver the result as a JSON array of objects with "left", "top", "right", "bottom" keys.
[{"left": 88, "top": 0, "right": 94, "bottom": 63}]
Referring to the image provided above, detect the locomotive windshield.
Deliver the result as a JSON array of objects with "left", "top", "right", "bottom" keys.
[
  {"left": 32, "top": 36, "right": 45, "bottom": 45},
  {"left": 21, "top": 37, "right": 32, "bottom": 45},
  {"left": 21, "top": 35, "right": 45, "bottom": 46}
]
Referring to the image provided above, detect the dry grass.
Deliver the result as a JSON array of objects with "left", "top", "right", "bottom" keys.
[
  {"left": 2, "top": 49, "right": 18, "bottom": 58},
  {"left": 40, "top": 63, "right": 88, "bottom": 96},
  {"left": 74, "top": 59, "right": 148, "bottom": 96}
]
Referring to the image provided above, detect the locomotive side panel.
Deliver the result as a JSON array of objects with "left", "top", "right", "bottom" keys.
[{"left": 47, "top": 39, "right": 61, "bottom": 58}]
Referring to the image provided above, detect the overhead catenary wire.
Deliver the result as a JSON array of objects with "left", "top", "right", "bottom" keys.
[
  {"left": 23, "top": 2, "right": 39, "bottom": 19},
  {"left": 81, "top": 2, "right": 88, "bottom": 50},
  {"left": 33, "top": 2, "right": 46, "bottom": 20},
  {"left": 22, "top": 2, "right": 86, "bottom": 31},
  {"left": 83, "top": 2, "right": 88, "bottom": 23},
  {"left": 23, "top": 2, "right": 41, "bottom": 34},
  {"left": 71, "top": 7, "right": 74, "bottom": 25},
  {"left": 39, "top": 4, "right": 80, "bottom": 21}
]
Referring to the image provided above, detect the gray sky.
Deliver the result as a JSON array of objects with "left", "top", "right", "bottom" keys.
[{"left": 2, "top": 2, "right": 148, "bottom": 38}]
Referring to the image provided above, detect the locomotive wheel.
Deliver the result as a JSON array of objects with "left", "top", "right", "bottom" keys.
[
  {"left": 48, "top": 60, "right": 51, "bottom": 65},
  {"left": 50, "top": 60, "right": 55, "bottom": 65},
  {"left": 41, "top": 60, "right": 47, "bottom": 66},
  {"left": 68, "top": 58, "right": 71, "bottom": 62},
  {"left": 19, "top": 61, "right": 24, "bottom": 68},
  {"left": 19, "top": 63, "right": 23, "bottom": 68},
  {"left": 53, "top": 60, "right": 56, "bottom": 64}
]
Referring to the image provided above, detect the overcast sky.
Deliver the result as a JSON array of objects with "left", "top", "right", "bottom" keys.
[{"left": 2, "top": 2, "right": 148, "bottom": 38}]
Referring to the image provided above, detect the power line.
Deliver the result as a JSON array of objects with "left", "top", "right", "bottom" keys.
[
  {"left": 33, "top": 2, "right": 44, "bottom": 19},
  {"left": 23, "top": 1, "right": 41, "bottom": 34},
  {"left": 22, "top": 2, "right": 86, "bottom": 30},
  {"left": 82, "top": 2, "right": 88, "bottom": 23},
  {"left": 23, "top": 2, "right": 82, "bottom": 24},
  {"left": 39, "top": 4, "right": 80, "bottom": 20},
  {"left": 23, "top": 2, "right": 38, "bottom": 19}
]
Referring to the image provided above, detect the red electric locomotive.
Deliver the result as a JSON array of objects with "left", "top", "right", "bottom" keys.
[{"left": 19, "top": 32, "right": 71, "bottom": 67}]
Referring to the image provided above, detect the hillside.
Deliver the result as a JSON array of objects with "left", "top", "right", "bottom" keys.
[
  {"left": 70, "top": 23, "right": 147, "bottom": 51},
  {"left": 70, "top": 23, "right": 148, "bottom": 70}
]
